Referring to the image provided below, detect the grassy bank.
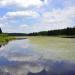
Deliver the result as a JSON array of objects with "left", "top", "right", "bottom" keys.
[
  {"left": 0, "top": 34, "right": 26, "bottom": 44},
  {"left": 0, "top": 34, "right": 15, "bottom": 44}
]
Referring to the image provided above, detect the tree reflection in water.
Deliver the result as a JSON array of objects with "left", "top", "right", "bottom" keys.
[{"left": 0, "top": 45, "right": 2, "bottom": 48}]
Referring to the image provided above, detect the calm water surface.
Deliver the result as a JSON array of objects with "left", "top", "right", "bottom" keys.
[{"left": 0, "top": 37, "right": 75, "bottom": 75}]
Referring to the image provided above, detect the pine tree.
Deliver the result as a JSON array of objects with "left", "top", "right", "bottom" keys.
[{"left": 0, "top": 28, "right": 2, "bottom": 34}]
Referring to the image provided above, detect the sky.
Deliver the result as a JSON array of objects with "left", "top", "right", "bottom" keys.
[{"left": 0, "top": 0, "right": 75, "bottom": 33}]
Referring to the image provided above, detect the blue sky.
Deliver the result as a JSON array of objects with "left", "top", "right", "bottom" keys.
[{"left": 0, "top": 0, "right": 75, "bottom": 33}]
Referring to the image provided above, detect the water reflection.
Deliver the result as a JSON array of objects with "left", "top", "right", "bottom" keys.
[
  {"left": 0, "top": 39, "right": 75, "bottom": 75},
  {"left": 0, "top": 56, "right": 75, "bottom": 75},
  {"left": 0, "top": 41, "right": 9, "bottom": 49}
]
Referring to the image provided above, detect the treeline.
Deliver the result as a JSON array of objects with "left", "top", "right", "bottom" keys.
[
  {"left": 27, "top": 27, "right": 75, "bottom": 36},
  {"left": 0, "top": 27, "right": 75, "bottom": 36}
]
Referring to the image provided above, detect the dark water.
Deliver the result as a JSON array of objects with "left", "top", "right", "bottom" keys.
[{"left": 0, "top": 39, "right": 75, "bottom": 75}]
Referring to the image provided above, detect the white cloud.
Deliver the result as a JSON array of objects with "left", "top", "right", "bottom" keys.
[
  {"left": 20, "top": 24, "right": 28, "bottom": 28},
  {"left": 0, "top": 24, "right": 3, "bottom": 27},
  {"left": 64, "top": 0, "right": 75, "bottom": 7},
  {"left": 42, "top": 6, "right": 75, "bottom": 28},
  {"left": 0, "top": 1, "right": 75, "bottom": 33},
  {"left": 1, "top": 6, "right": 75, "bottom": 33},
  {"left": 0, "top": 0, "right": 45, "bottom": 7},
  {"left": 5, "top": 10, "right": 40, "bottom": 18}
]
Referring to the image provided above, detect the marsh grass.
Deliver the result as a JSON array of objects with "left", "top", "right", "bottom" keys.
[{"left": 0, "top": 34, "right": 18, "bottom": 44}]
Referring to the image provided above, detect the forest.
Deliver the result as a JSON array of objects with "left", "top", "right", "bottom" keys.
[
  {"left": 0, "top": 27, "right": 75, "bottom": 36},
  {"left": 27, "top": 27, "right": 75, "bottom": 36}
]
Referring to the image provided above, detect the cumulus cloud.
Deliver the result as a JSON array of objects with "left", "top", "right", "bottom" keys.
[
  {"left": 0, "top": 24, "right": 3, "bottom": 27},
  {"left": 5, "top": 11, "right": 40, "bottom": 18},
  {"left": 41, "top": 6, "right": 75, "bottom": 28},
  {"left": 64, "top": 0, "right": 75, "bottom": 7},
  {"left": 0, "top": 0, "right": 75, "bottom": 33},
  {"left": 0, "top": 0, "right": 46, "bottom": 8},
  {"left": 1, "top": 6, "right": 75, "bottom": 33}
]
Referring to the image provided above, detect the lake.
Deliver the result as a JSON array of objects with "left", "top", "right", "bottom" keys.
[{"left": 0, "top": 36, "right": 75, "bottom": 75}]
